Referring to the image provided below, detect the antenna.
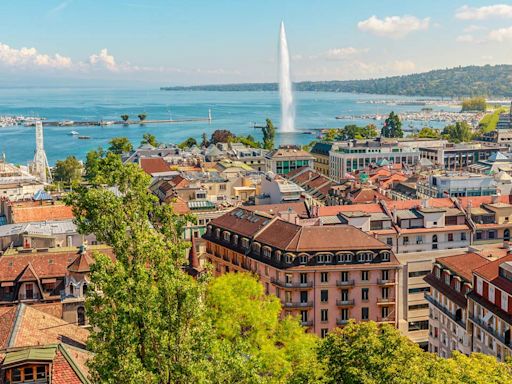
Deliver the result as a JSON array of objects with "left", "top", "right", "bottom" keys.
[{"left": 30, "top": 121, "right": 52, "bottom": 183}]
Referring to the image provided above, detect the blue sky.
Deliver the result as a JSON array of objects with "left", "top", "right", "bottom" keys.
[{"left": 1, "top": 0, "right": 512, "bottom": 85}]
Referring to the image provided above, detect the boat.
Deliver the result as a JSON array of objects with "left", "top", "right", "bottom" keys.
[
  {"left": 59, "top": 120, "right": 74, "bottom": 126},
  {"left": 69, "top": 131, "right": 79, "bottom": 136},
  {"left": 78, "top": 136, "right": 91, "bottom": 140},
  {"left": 99, "top": 120, "right": 115, "bottom": 126}
]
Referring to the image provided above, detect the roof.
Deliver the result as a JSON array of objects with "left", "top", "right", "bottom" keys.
[
  {"left": 3, "top": 344, "right": 57, "bottom": 365},
  {"left": 266, "top": 147, "right": 314, "bottom": 160},
  {"left": 318, "top": 203, "right": 384, "bottom": 216},
  {"left": 436, "top": 252, "right": 490, "bottom": 282},
  {"left": 188, "top": 200, "right": 216, "bottom": 210},
  {"left": 0, "top": 220, "right": 77, "bottom": 238},
  {"left": 210, "top": 208, "right": 272, "bottom": 238},
  {"left": 473, "top": 254, "right": 512, "bottom": 293},
  {"left": 9, "top": 202, "right": 74, "bottom": 224},
  {"left": 245, "top": 202, "right": 310, "bottom": 218},
  {"left": 139, "top": 157, "right": 170, "bottom": 175}
]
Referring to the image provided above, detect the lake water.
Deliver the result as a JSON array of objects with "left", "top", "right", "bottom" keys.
[{"left": 0, "top": 88, "right": 456, "bottom": 165}]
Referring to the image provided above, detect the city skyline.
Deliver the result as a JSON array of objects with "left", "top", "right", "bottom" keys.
[{"left": 1, "top": 1, "right": 512, "bottom": 86}]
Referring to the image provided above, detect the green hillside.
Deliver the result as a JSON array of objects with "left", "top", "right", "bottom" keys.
[{"left": 161, "top": 64, "right": 512, "bottom": 98}]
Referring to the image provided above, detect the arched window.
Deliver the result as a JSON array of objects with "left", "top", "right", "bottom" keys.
[
  {"left": 82, "top": 283, "right": 88, "bottom": 296},
  {"left": 285, "top": 253, "right": 294, "bottom": 264},
  {"left": 223, "top": 231, "right": 230, "bottom": 242},
  {"left": 275, "top": 251, "right": 282, "bottom": 263},
  {"left": 69, "top": 284, "right": 74, "bottom": 296},
  {"left": 77, "top": 306, "right": 86, "bottom": 326},
  {"left": 232, "top": 234, "right": 239, "bottom": 246},
  {"left": 252, "top": 242, "right": 261, "bottom": 255},
  {"left": 298, "top": 253, "right": 308, "bottom": 264},
  {"left": 380, "top": 251, "right": 390, "bottom": 262},
  {"left": 505, "top": 229, "right": 510, "bottom": 241},
  {"left": 263, "top": 246, "right": 272, "bottom": 259},
  {"left": 215, "top": 228, "right": 221, "bottom": 239}
]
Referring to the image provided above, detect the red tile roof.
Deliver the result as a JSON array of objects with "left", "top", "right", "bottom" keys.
[
  {"left": 473, "top": 254, "right": 512, "bottom": 293},
  {"left": 436, "top": 252, "right": 490, "bottom": 282},
  {"left": 246, "top": 202, "right": 310, "bottom": 218},
  {"left": 318, "top": 203, "right": 384, "bottom": 216},
  {"left": 139, "top": 157, "right": 170, "bottom": 175},
  {"left": 210, "top": 208, "right": 272, "bottom": 238},
  {"left": 10, "top": 203, "right": 74, "bottom": 224}
]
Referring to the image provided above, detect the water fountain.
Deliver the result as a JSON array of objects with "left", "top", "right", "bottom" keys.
[{"left": 279, "top": 21, "right": 295, "bottom": 133}]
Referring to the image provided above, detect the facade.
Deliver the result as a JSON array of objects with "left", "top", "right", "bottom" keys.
[
  {"left": 417, "top": 173, "right": 497, "bottom": 198},
  {"left": 265, "top": 147, "right": 315, "bottom": 176},
  {"left": 202, "top": 207, "right": 401, "bottom": 337},
  {"left": 310, "top": 142, "right": 338, "bottom": 176},
  {"left": 329, "top": 140, "right": 420, "bottom": 181},
  {"left": 258, "top": 174, "right": 304, "bottom": 204}
]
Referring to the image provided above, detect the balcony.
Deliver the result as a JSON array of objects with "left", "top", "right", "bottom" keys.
[
  {"left": 336, "top": 299, "right": 355, "bottom": 306},
  {"left": 336, "top": 280, "right": 355, "bottom": 287},
  {"left": 377, "top": 297, "right": 396, "bottom": 305},
  {"left": 301, "top": 320, "right": 313, "bottom": 327},
  {"left": 469, "top": 314, "right": 512, "bottom": 350},
  {"left": 18, "top": 293, "right": 41, "bottom": 301},
  {"left": 282, "top": 301, "right": 314, "bottom": 309},
  {"left": 425, "top": 294, "right": 466, "bottom": 329},
  {"left": 377, "top": 316, "right": 395, "bottom": 323},
  {"left": 336, "top": 318, "right": 350, "bottom": 326},
  {"left": 271, "top": 278, "right": 313, "bottom": 289},
  {"left": 377, "top": 279, "right": 396, "bottom": 286}
]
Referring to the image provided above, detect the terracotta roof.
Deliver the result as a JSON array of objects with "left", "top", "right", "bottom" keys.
[
  {"left": 210, "top": 208, "right": 272, "bottom": 238},
  {"left": 318, "top": 203, "right": 384, "bottom": 216},
  {"left": 436, "top": 252, "right": 490, "bottom": 282},
  {"left": 169, "top": 197, "right": 191, "bottom": 215},
  {"left": 67, "top": 251, "right": 94, "bottom": 273},
  {"left": 140, "top": 157, "right": 170, "bottom": 175},
  {"left": 473, "top": 254, "right": 512, "bottom": 293},
  {"left": 245, "top": 202, "right": 310, "bottom": 218},
  {"left": 386, "top": 198, "right": 455, "bottom": 210},
  {"left": 0, "top": 307, "right": 16, "bottom": 349},
  {"left": 349, "top": 188, "right": 389, "bottom": 204},
  {"left": 10, "top": 203, "right": 74, "bottom": 224}
]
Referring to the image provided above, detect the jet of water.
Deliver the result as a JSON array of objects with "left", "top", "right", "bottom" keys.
[{"left": 279, "top": 21, "right": 295, "bottom": 133}]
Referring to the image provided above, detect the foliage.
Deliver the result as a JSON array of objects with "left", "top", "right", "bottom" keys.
[
  {"left": 84, "top": 147, "right": 105, "bottom": 181},
  {"left": 206, "top": 273, "right": 324, "bottom": 383},
  {"left": 162, "top": 65, "right": 512, "bottom": 98},
  {"left": 120, "top": 114, "right": 129, "bottom": 122},
  {"left": 417, "top": 127, "right": 441, "bottom": 139},
  {"left": 262, "top": 118, "right": 276, "bottom": 150},
  {"left": 235, "top": 134, "right": 261, "bottom": 149},
  {"left": 461, "top": 96, "right": 487, "bottom": 112},
  {"left": 178, "top": 137, "right": 198, "bottom": 149},
  {"left": 442, "top": 121, "right": 474, "bottom": 143},
  {"left": 138, "top": 113, "right": 147, "bottom": 121},
  {"left": 478, "top": 107, "right": 508, "bottom": 133},
  {"left": 321, "top": 124, "right": 378, "bottom": 142},
  {"left": 108, "top": 137, "right": 133, "bottom": 154},
  {"left": 210, "top": 129, "right": 235, "bottom": 144},
  {"left": 381, "top": 112, "right": 403, "bottom": 138},
  {"left": 140, "top": 132, "right": 159, "bottom": 147},
  {"left": 53, "top": 155, "right": 83, "bottom": 184}
]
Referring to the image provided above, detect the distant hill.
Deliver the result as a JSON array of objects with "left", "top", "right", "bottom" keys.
[{"left": 161, "top": 65, "right": 512, "bottom": 98}]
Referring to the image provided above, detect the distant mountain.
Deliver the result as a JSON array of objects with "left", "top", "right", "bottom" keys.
[{"left": 161, "top": 65, "right": 512, "bottom": 98}]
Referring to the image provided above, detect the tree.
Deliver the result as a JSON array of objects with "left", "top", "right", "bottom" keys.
[
  {"left": 84, "top": 147, "right": 105, "bottom": 181},
  {"left": 417, "top": 127, "right": 441, "bottom": 139},
  {"left": 210, "top": 129, "right": 234, "bottom": 144},
  {"left": 206, "top": 273, "right": 324, "bottom": 383},
  {"left": 120, "top": 114, "right": 129, "bottom": 122},
  {"left": 178, "top": 137, "right": 198, "bottom": 149},
  {"left": 442, "top": 121, "right": 473, "bottom": 143},
  {"left": 108, "top": 137, "right": 133, "bottom": 154},
  {"left": 461, "top": 96, "right": 486, "bottom": 112},
  {"left": 66, "top": 159, "right": 211, "bottom": 384},
  {"left": 201, "top": 132, "right": 209, "bottom": 147},
  {"left": 141, "top": 133, "right": 159, "bottom": 147},
  {"left": 381, "top": 112, "right": 404, "bottom": 138},
  {"left": 138, "top": 113, "right": 147, "bottom": 121},
  {"left": 53, "top": 155, "right": 83, "bottom": 184},
  {"left": 262, "top": 118, "right": 276, "bottom": 150}
]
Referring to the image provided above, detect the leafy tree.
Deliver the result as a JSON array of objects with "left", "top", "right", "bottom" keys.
[
  {"left": 210, "top": 129, "right": 235, "bottom": 144},
  {"left": 381, "top": 112, "right": 403, "bottom": 138},
  {"left": 84, "top": 147, "right": 105, "bottom": 181},
  {"left": 322, "top": 129, "right": 339, "bottom": 142},
  {"left": 138, "top": 113, "right": 147, "bottom": 121},
  {"left": 461, "top": 96, "right": 487, "bottom": 112},
  {"left": 442, "top": 121, "right": 473, "bottom": 143},
  {"left": 262, "top": 118, "right": 276, "bottom": 150},
  {"left": 66, "top": 159, "right": 210, "bottom": 384},
  {"left": 178, "top": 137, "right": 198, "bottom": 149},
  {"left": 201, "top": 132, "right": 209, "bottom": 147},
  {"left": 206, "top": 273, "right": 324, "bottom": 383},
  {"left": 417, "top": 127, "right": 441, "bottom": 139},
  {"left": 140, "top": 133, "right": 159, "bottom": 147},
  {"left": 108, "top": 137, "right": 133, "bottom": 154},
  {"left": 53, "top": 155, "right": 83, "bottom": 184},
  {"left": 120, "top": 114, "right": 129, "bottom": 122},
  {"left": 236, "top": 134, "right": 261, "bottom": 149}
]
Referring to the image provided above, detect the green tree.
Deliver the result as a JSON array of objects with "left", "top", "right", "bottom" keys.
[
  {"left": 108, "top": 137, "right": 133, "bottom": 154},
  {"left": 178, "top": 137, "right": 198, "bottom": 149},
  {"left": 207, "top": 273, "right": 324, "bottom": 384},
  {"left": 138, "top": 113, "right": 147, "bottom": 121},
  {"left": 210, "top": 129, "right": 235, "bottom": 144},
  {"left": 417, "top": 127, "right": 441, "bottom": 139},
  {"left": 66, "top": 159, "right": 211, "bottom": 384},
  {"left": 461, "top": 96, "right": 487, "bottom": 112},
  {"left": 141, "top": 133, "right": 159, "bottom": 147},
  {"left": 53, "top": 155, "right": 83, "bottom": 185},
  {"left": 120, "top": 114, "right": 129, "bottom": 122},
  {"left": 442, "top": 121, "right": 473, "bottom": 143},
  {"left": 262, "top": 118, "right": 276, "bottom": 150},
  {"left": 381, "top": 111, "right": 404, "bottom": 138},
  {"left": 84, "top": 147, "right": 105, "bottom": 181}
]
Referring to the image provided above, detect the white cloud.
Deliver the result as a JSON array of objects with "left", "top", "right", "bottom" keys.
[
  {"left": 357, "top": 15, "right": 430, "bottom": 38},
  {"left": 455, "top": 34, "right": 481, "bottom": 43},
  {"left": 88, "top": 48, "right": 117, "bottom": 71},
  {"left": 488, "top": 26, "right": 512, "bottom": 41},
  {"left": 325, "top": 47, "right": 368, "bottom": 60},
  {"left": 0, "top": 42, "right": 72, "bottom": 69},
  {"left": 463, "top": 25, "right": 486, "bottom": 32},
  {"left": 455, "top": 4, "right": 512, "bottom": 20}
]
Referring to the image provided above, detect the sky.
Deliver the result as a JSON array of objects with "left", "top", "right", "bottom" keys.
[{"left": 1, "top": 0, "right": 512, "bottom": 86}]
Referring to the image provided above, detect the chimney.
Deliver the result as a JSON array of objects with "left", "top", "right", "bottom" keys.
[
  {"left": 492, "top": 194, "right": 499, "bottom": 204},
  {"left": 189, "top": 238, "right": 199, "bottom": 269}
]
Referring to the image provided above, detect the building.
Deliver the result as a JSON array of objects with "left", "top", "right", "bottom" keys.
[
  {"left": 329, "top": 139, "right": 420, "bottom": 181},
  {"left": 284, "top": 167, "right": 340, "bottom": 205},
  {"left": 202, "top": 207, "right": 401, "bottom": 337},
  {"left": 258, "top": 174, "right": 304, "bottom": 204},
  {"left": 265, "top": 146, "right": 315, "bottom": 176},
  {"left": 417, "top": 173, "right": 497, "bottom": 198},
  {"left": 228, "top": 145, "right": 268, "bottom": 172},
  {"left": 0, "top": 199, "right": 74, "bottom": 225},
  {"left": 310, "top": 142, "right": 339, "bottom": 176}
]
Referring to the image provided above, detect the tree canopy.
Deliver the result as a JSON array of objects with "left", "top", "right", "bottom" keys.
[
  {"left": 141, "top": 133, "right": 159, "bottom": 147},
  {"left": 442, "top": 121, "right": 474, "bottom": 143},
  {"left": 262, "top": 118, "right": 276, "bottom": 150},
  {"left": 461, "top": 97, "right": 487, "bottom": 112},
  {"left": 53, "top": 155, "right": 83, "bottom": 184},
  {"left": 417, "top": 127, "right": 441, "bottom": 139},
  {"left": 108, "top": 137, "right": 133, "bottom": 154},
  {"left": 210, "top": 129, "right": 235, "bottom": 144},
  {"left": 178, "top": 137, "right": 198, "bottom": 149},
  {"left": 381, "top": 112, "right": 403, "bottom": 138}
]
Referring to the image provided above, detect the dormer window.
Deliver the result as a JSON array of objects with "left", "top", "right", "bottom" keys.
[
  {"left": 285, "top": 254, "right": 294, "bottom": 264},
  {"left": 252, "top": 242, "right": 261, "bottom": 255},
  {"left": 232, "top": 235, "right": 238, "bottom": 246},
  {"left": 381, "top": 251, "right": 390, "bottom": 262},
  {"left": 299, "top": 254, "right": 308, "bottom": 264},
  {"left": 435, "top": 267, "right": 441, "bottom": 279},
  {"left": 337, "top": 252, "right": 353, "bottom": 263},
  {"left": 241, "top": 238, "right": 249, "bottom": 249},
  {"left": 223, "top": 231, "right": 230, "bottom": 242},
  {"left": 275, "top": 250, "right": 282, "bottom": 262},
  {"left": 263, "top": 247, "right": 272, "bottom": 259},
  {"left": 215, "top": 228, "right": 220, "bottom": 239}
]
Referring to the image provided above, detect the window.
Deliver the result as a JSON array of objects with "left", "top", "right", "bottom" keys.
[
  {"left": 299, "top": 254, "right": 308, "bottom": 264},
  {"left": 476, "top": 277, "right": 483, "bottom": 295},
  {"left": 341, "top": 289, "right": 349, "bottom": 301},
  {"left": 223, "top": 231, "right": 230, "bottom": 242},
  {"left": 382, "top": 270, "right": 389, "bottom": 281},
  {"left": 448, "top": 233, "right": 454, "bottom": 242},
  {"left": 215, "top": 228, "right": 220, "bottom": 239},
  {"left": 409, "top": 303, "right": 429, "bottom": 311},
  {"left": 320, "top": 272, "right": 329, "bottom": 283},
  {"left": 321, "top": 290, "right": 329, "bottom": 303},
  {"left": 241, "top": 238, "right": 249, "bottom": 249},
  {"left": 285, "top": 254, "right": 294, "bottom": 264},
  {"left": 338, "top": 253, "right": 352, "bottom": 263},
  {"left": 321, "top": 328, "right": 329, "bottom": 338},
  {"left": 340, "top": 271, "right": 349, "bottom": 282},
  {"left": 321, "top": 309, "right": 329, "bottom": 322},
  {"left": 454, "top": 279, "right": 461, "bottom": 292},
  {"left": 408, "top": 270, "right": 430, "bottom": 278},
  {"left": 300, "top": 291, "right": 308, "bottom": 303},
  {"left": 77, "top": 306, "right": 86, "bottom": 326},
  {"left": 341, "top": 308, "right": 349, "bottom": 320},
  {"left": 381, "top": 306, "right": 389, "bottom": 318},
  {"left": 461, "top": 232, "right": 467, "bottom": 241},
  {"left": 408, "top": 287, "right": 430, "bottom": 294},
  {"left": 285, "top": 291, "right": 292, "bottom": 303},
  {"left": 362, "top": 307, "right": 369, "bottom": 320},
  {"left": 403, "top": 236, "right": 409, "bottom": 245},
  {"left": 301, "top": 311, "right": 308, "bottom": 323},
  {"left": 263, "top": 247, "right": 272, "bottom": 258},
  {"left": 382, "top": 287, "right": 389, "bottom": 299},
  {"left": 381, "top": 252, "right": 390, "bottom": 261},
  {"left": 386, "top": 238, "right": 393, "bottom": 246},
  {"left": 300, "top": 273, "right": 308, "bottom": 284},
  {"left": 285, "top": 274, "right": 292, "bottom": 284},
  {"left": 361, "top": 271, "right": 369, "bottom": 281},
  {"left": 408, "top": 320, "right": 429, "bottom": 331},
  {"left": 445, "top": 274, "right": 450, "bottom": 285},
  {"left": 502, "top": 291, "right": 508, "bottom": 312},
  {"left": 416, "top": 236, "right": 423, "bottom": 244},
  {"left": 362, "top": 288, "right": 369, "bottom": 301}
]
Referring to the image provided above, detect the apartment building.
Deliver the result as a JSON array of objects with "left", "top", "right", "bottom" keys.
[
  {"left": 202, "top": 207, "right": 401, "bottom": 337},
  {"left": 417, "top": 173, "right": 497, "bottom": 198},
  {"left": 470, "top": 199, "right": 512, "bottom": 244},
  {"left": 310, "top": 142, "right": 339, "bottom": 176},
  {"left": 265, "top": 147, "right": 315, "bottom": 176}
]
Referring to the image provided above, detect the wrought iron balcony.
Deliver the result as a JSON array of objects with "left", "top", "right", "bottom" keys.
[{"left": 336, "top": 280, "right": 355, "bottom": 287}]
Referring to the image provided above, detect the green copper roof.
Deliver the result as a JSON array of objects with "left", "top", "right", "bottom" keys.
[{"left": 3, "top": 345, "right": 57, "bottom": 366}]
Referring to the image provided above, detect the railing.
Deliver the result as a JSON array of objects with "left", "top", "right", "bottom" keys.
[
  {"left": 377, "top": 297, "right": 396, "bottom": 304},
  {"left": 336, "top": 280, "right": 355, "bottom": 287},
  {"left": 271, "top": 278, "right": 313, "bottom": 288},
  {"left": 469, "top": 314, "right": 512, "bottom": 349},
  {"left": 377, "top": 316, "right": 395, "bottom": 323},
  {"left": 336, "top": 318, "right": 349, "bottom": 326},
  {"left": 18, "top": 293, "right": 41, "bottom": 301},
  {"left": 301, "top": 320, "right": 313, "bottom": 327},
  {"left": 282, "top": 301, "right": 314, "bottom": 309},
  {"left": 336, "top": 299, "right": 355, "bottom": 306},
  {"left": 377, "top": 279, "right": 396, "bottom": 285},
  {"left": 425, "top": 294, "right": 466, "bottom": 329}
]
